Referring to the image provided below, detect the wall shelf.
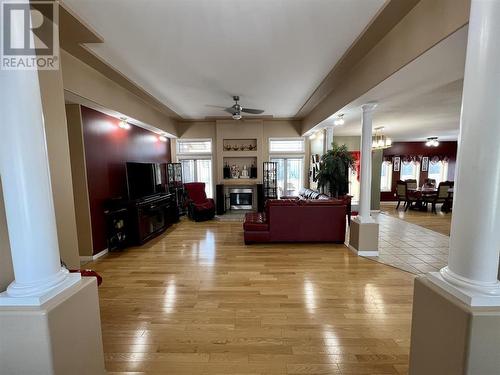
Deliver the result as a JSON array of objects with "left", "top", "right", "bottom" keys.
[
  {"left": 222, "top": 151, "right": 258, "bottom": 157},
  {"left": 223, "top": 178, "right": 260, "bottom": 186}
]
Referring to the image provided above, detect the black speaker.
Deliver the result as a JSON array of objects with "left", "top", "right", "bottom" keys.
[
  {"left": 257, "top": 184, "right": 264, "bottom": 212},
  {"left": 216, "top": 184, "right": 225, "bottom": 215}
]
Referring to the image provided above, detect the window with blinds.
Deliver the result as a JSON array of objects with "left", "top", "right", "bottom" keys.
[
  {"left": 269, "top": 138, "right": 305, "bottom": 153},
  {"left": 177, "top": 139, "right": 212, "bottom": 154}
]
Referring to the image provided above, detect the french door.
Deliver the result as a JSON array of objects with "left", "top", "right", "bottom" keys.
[
  {"left": 270, "top": 157, "right": 304, "bottom": 197},
  {"left": 179, "top": 158, "right": 213, "bottom": 198}
]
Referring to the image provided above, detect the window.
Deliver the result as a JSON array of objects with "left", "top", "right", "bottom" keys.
[
  {"left": 177, "top": 139, "right": 211, "bottom": 154},
  {"left": 180, "top": 159, "right": 213, "bottom": 198},
  {"left": 269, "top": 138, "right": 305, "bottom": 153},
  {"left": 177, "top": 139, "right": 213, "bottom": 198},
  {"left": 269, "top": 137, "right": 305, "bottom": 197},
  {"left": 428, "top": 161, "right": 448, "bottom": 185},
  {"left": 380, "top": 162, "right": 393, "bottom": 192},
  {"left": 400, "top": 161, "right": 420, "bottom": 184},
  {"left": 270, "top": 157, "right": 304, "bottom": 197}
]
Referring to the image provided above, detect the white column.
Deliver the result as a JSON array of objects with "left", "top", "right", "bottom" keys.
[
  {"left": 325, "top": 127, "right": 334, "bottom": 151},
  {"left": 428, "top": 0, "right": 500, "bottom": 306},
  {"left": 0, "top": 15, "right": 80, "bottom": 306},
  {"left": 358, "top": 103, "right": 377, "bottom": 223}
]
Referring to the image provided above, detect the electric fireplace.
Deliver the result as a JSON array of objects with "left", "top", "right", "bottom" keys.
[{"left": 229, "top": 188, "right": 253, "bottom": 210}]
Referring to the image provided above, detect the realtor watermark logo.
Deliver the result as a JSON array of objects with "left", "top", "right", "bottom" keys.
[{"left": 1, "top": 0, "right": 59, "bottom": 70}]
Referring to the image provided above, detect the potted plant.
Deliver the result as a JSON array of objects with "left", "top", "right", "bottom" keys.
[{"left": 316, "top": 143, "right": 355, "bottom": 198}]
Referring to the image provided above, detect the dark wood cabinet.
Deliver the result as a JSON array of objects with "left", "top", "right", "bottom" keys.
[
  {"left": 130, "top": 194, "right": 178, "bottom": 245},
  {"left": 105, "top": 193, "right": 178, "bottom": 249}
]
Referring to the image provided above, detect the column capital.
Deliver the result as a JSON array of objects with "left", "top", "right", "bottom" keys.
[{"left": 361, "top": 102, "right": 378, "bottom": 112}]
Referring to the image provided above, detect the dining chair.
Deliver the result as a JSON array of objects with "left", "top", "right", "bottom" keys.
[
  {"left": 405, "top": 179, "right": 418, "bottom": 190},
  {"left": 424, "top": 178, "right": 436, "bottom": 188},
  {"left": 396, "top": 180, "right": 407, "bottom": 209},
  {"left": 425, "top": 181, "right": 453, "bottom": 214}
]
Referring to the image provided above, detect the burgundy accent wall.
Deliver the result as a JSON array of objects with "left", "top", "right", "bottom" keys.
[
  {"left": 381, "top": 141, "right": 457, "bottom": 201},
  {"left": 81, "top": 106, "right": 171, "bottom": 254}
]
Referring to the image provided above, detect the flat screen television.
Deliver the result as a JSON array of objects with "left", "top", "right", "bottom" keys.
[{"left": 126, "top": 162, "right": 166, "bottom": 200}]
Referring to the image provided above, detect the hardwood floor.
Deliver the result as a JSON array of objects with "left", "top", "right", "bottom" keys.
[
  {"left": 380, "top": 202, "right": 452, "bottom": 236},
  {"left": 88, "top": 219, "right": 415, "bottom": 374}
]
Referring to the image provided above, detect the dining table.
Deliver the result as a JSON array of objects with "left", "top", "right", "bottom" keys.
[
  {"left": 407, "top": 186, "right": 438, "bottom": 211},
  {"left": 407, "top": 186, "right": 454, "bottom": 212}
]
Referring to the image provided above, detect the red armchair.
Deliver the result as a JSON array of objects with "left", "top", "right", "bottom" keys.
[{"left": 184, "top": 182, "right": 215, "bottom": 221}]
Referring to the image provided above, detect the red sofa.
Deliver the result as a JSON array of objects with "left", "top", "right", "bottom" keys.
[{"left": 243, "top": 199, "right": 346, "bottom": 244}]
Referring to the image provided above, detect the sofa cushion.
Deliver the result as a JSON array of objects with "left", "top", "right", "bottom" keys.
[{"left": 244, "top": 212, "right": 269, "bottom": 231}]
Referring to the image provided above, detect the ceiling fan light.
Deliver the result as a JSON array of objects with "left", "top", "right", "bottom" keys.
[{"left": 232, "top": 112, "right": 242, "bottom": 120}]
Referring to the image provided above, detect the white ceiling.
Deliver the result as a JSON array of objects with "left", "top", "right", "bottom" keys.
[
  {"left": 62, "top": 0, "right": 386, "bottom": 119},
  {"left": 315, "top": 26, "right": 468, "bottom": 141}
]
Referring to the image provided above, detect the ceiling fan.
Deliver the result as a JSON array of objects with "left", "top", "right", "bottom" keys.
[{"left": 221, "top": 96, "right": 265, "bottom": 120}]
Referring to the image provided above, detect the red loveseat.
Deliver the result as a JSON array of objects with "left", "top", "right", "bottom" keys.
[
  {"left": 184, "top": 182, "right": 215, "bottom": 221},
  {"left": 243, "top": 199, "right": 346, "bottom": 244}
]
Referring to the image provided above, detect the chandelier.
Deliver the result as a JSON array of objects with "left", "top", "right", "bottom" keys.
[{"left": 372, "top": 126, "right": 392, "bottom": 149}]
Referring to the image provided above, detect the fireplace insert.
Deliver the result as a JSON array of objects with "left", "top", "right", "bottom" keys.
[{"left": 229, "top": 188, "right": 253, "bottom": 210}]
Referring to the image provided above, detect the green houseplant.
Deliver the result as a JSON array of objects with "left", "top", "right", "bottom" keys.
[{"left": 316, "top": 143, "right": 355, "bottom": 198}]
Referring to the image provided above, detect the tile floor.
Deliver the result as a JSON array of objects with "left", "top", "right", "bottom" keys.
[{"left": 365, "top": 213, "right": 450, "bottom": 276}]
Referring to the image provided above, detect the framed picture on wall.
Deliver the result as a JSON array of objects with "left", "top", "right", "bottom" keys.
[
  {"left": 421, "top": 156, "right": 429, "bottom": 172},
  {"left": 393, "top": 156, "right": 400, "bottom": 172}
]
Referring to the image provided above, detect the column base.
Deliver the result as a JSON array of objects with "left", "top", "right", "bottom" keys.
[
  {"left": 409, "top": 277, "right": 500, "bottom": 375},
  {"left": 0, "top": 277, "right": 105, "bottom": 375},
  {"left": 428, "top": 268, "right": 500, "bottom": 307},
  {"left": 0, "top": 271, "right": 81, "bottom": 306},
  {"left": 347, "top": 217, "right": 379, "bottom": 256}
]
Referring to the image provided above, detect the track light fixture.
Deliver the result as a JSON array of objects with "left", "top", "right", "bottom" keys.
[
  {"left": 119, "top": 118, "right": 131, "bottom": 130},
  {"left": 333, "top": 114, "right": 345, "bottom": 126}
]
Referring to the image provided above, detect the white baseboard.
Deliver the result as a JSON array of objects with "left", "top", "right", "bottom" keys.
[{"left": 80, "top": 248, "right": 108, "bottom": 262}]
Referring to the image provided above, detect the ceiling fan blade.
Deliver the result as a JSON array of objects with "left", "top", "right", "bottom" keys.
[
  {"left": 241, "top": 108, "right": 264, "bottom": 114},
  {"left": 224, "top": 107, "right": 237, "bottom": 114},
  {"left": 205, "top": 105, "right": 227, "bottom": 109}
]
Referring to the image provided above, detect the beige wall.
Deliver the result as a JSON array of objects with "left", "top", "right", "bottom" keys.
[
  {"left": 61, "top": 50, "right": 178, "bottom": 137},
  {"left": 176, "top": 119, "right": 309, "bottom": 189},
  {"left": 333, "top": 136, "right": 361, "bottom": 151},
  {"left": 66, "top": 104, "right": 94, "bottom": 257},
  {"left": 0, "top": 180, "right": 14, "bottom": 292},
  {"left": 38, "top": 68, "right": 81, "bottom": 268},
  {"left": 302, "top": 0, "right": 470, "bottom": 133}
]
